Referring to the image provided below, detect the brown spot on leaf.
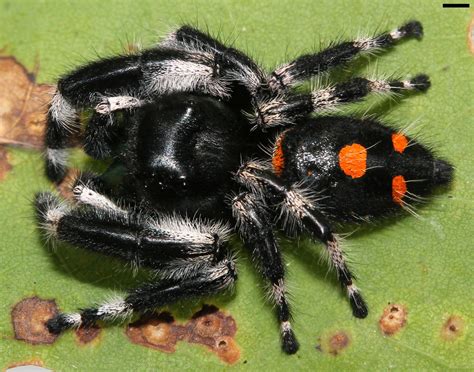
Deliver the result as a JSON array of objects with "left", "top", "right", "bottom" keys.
[
  {"left": 0, "top": 146, "right": 12, "bottom": 181},
  {"left": 0, "top": 56, "right": 54, "bottom": 149},
  {"left": 214, "top": 336, "right": 240, "bottom": 364},
  {"left": 126, "top": 305, "right": 240, "bottom": 364},
  {"left": 468, "top": 16, "right": 474, "bottom": 54},
  {"left": 75, "top": 325, "right": 101, "bottom": 345},
  {"left": 315, "top": 331, "right": 351, "bottom": 356},
  {"left": 441, "top": 315, "right": 465, "bottom": 341},
  {"left": 328, "top": 331, "right": 350, "bottom": 356},
  {"left": 126, "top": 312, "right": 184, "bottom": 353},
  {"left": 379, "top": 303, "right": 407, "bottom": 335},
  {"left": 186, "top": 305, "right": 239, "bottom": 364},
  {"left": 11, "top": 296, "right": 59, "bottom": 344}
]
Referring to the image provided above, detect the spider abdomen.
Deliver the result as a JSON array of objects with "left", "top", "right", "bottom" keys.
[{"left": 275, "top": 117, "right": 453, "bottom": 221}]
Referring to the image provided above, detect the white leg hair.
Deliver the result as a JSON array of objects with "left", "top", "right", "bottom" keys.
[
  {"left": 95, "top": 95, "right": 144, "bottom": 114},
  {"left": 144, "top": 57, "right": 230, "bottom": 98},
  {"left": 45, "top": 148, "right": 69, "bottom": 174},
  {"left": 49, "top": 89, "right": 78, "bottom": 132},
  {"left": 73, "top": 183, "right": 127, "bottom": 215}
]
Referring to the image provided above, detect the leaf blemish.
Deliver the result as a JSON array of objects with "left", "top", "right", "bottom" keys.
[
  {"left": 328, "top": 332, "right": 350, "bottom": 356},
  {"left": 441, "top": 315, "right": 465, "bottom": 341},
  {"left": 0, "top": 56, "right": 53, "bottom": 149},
  {"left": 315, "top": 331, "right": 351, "bottom": 356},
  {"left": 75, "top": 324, "right": 101, "bottom": 346},
  {"left": 126, "top": 311, "right": 182, "bottom": 353},
  {"left": 126, "top": 304, "right": 240, "bottom": 364},
  {"left": 11, "top": 296, "right": 59, "bottom": 345},
  {"left": 379, "top": 303, "right": 407, "bottom": 335},
  {"left": 0, "top": 147, "right": 12, "bottom": 181}
]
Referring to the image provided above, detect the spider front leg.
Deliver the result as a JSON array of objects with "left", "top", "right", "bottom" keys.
[
  {"left": 232, "top": 192, "right": 299, "bottom": 354},
  {"left": 161, "top": 25, "right": 267, "bottom": 97},
  {"left": 253, "top": 74, "right": 430, "bottom": 129},
  {"left": 45, "top": 54, "right": 145, "bottom": 181},
  {"left": 268, "top": 20, "right": 423, "bottom": 92},
  {"left": 237, "top": 161, "right": 368, "bottom": 318},
  {"left": 46, "top": 47, "right": 232, "bottom": 182}
]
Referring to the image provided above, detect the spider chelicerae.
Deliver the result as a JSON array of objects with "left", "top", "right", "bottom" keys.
[{"left": 35, "top": 21, "right": 453, "bottom": 354}]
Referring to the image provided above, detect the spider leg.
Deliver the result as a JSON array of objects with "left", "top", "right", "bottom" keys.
[
  {"left": 70, "top": 173, "right": 125, "bottom": 213},
  {"left": 46, "top": 47, "right": 234, "bottom": 182},
  {"left": 34, "top": 192, "right": 232, "bottom": 272},
  {"left": 46, "top": 258, "right": 236, "bottom": 334},
  {"left": 36, "top": 189, "right": 236, "bottom": 333},
  {"left": 236, "top": 161, "right": 368, "bottom": 318},
  {"left": 162, "top": 25, "right": 258, "bottom": 68},
  {"left": 161, "top": 25, "right": 267, "bottom": 97},
  {"left": 45, "top": 53, "right": 145, "bottom": 181},
  {"left": 81, "top": 112, "right": 117, "bottom": 159},
  {"left": 253, "top": 74, "right": 430, "bottom": 129},
  {"left": 232, "top": 191, "right": 299, "bottom": 354},
  {"left": 268, "top": 20, "right": 424, "bottom": 92}
]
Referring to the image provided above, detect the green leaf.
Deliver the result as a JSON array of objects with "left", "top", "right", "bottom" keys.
[{"left": 1, "top": 1, "right": 472, "bottom": 370}]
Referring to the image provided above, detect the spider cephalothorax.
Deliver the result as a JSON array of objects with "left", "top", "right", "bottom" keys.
[{"left": 36, "top": 21, "right": 452, "bottom": 355}]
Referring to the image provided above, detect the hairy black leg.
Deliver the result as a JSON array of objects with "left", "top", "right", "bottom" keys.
[
  {"left": 236, "top": 161, "right": 368, "bottom": 318},
  {"left": 161, "top": 25, "right": 267, "bottom": 98},
  {"left": 47, "top": 257, "right": 236, "bottom": 334},
  {"left": 71, "top": 174, "right": 124, "bottom": 213},
  {"left": 162, "top": 25, "right": 259, "bottom": 71},
  {"left": 82, "top": 96, "right": 142, "bottom": 159},
  {"left": 45, "top": 93, "right": 78, "bottom": 182},
  {"left": 253, "top": 74, "right": 430, "bottom": 129},
  {"left": 268, "top": 20, "right": 424, "bottom": 92},
  {"left": 35, "top": 192, "right": 231, "bottom": 271},
  {"left": 45, "top": 46, "right": 238, "bottom": 182},
  {"left": 232, "top": 192, "right": 299, "bottom": 354},
  {"left": 45, "top": 93, "right": 142, "bottom": 182},
  {"left": 45, "top": 53, "right": 144, "bottom": 182},
  {"left": 83, "top": 113, "right": 116, "bottom": 159}
]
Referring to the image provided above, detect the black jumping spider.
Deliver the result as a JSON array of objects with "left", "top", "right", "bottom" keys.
[{"left": 35, "top": 21, "right": 452, "bottom": 354}]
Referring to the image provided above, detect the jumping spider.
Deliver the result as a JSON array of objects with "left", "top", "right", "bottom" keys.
[{"left": 36, "top": 21, "right": 452, "bottom": 354}]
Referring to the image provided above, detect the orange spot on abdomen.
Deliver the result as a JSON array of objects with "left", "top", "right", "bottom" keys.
[
  {"left": 272, "top": 134, "right": 285, "bottom": 176},
  {"left": 338, "top": 143, "right": 367, "bottom": 178},
  {"left": 392, "top": 175, "right": 407, "bottom": 204},
  {"left": 392, "top": 133, "right": 408, "bottom": 153}
]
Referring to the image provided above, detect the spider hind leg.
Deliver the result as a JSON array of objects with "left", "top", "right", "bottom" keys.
[
  {"left": 47, "top": 261, "right": 236, "bottom": 334},
  {"left": 236, "top": 162, "right": 369, "bottom": 319},
  {"left": 232, "top": 192, "right": 299, "bottom": 354}
]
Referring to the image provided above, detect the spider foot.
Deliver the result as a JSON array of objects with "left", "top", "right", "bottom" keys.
[
  {"left": 46, "top": 313, "right": 80, "bottom": 334},
  {"left": 409, "top": 74, "right": 430, "bottom": 92},
  {"left": 398, "top": 20, "right": 423, "bottom": 40},
  {"left": 281, "top": 321, "right": 299, "bottom": 355},
  {"left": 348, "top": 286, "right": 368, "bottom": 319}
]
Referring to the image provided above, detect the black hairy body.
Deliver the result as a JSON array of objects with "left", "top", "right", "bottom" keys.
[{"left": 35, "top": 22, "right": 452, "bottom": 355}]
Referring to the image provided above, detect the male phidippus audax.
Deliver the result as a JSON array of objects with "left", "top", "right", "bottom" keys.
[{"left": 36, "top": 21, "right": 453, "bottom": 354}]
